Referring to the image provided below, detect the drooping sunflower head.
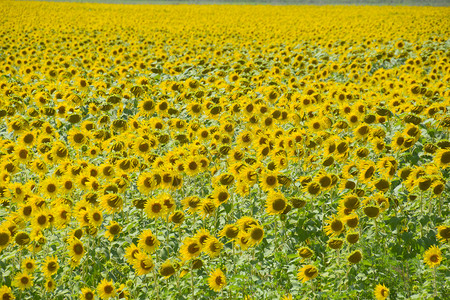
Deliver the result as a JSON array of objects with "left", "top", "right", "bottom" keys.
[{"left": 297, "top": 265, "right": 318, "bottom": 283}]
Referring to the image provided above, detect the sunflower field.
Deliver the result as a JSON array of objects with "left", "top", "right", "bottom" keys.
[{"left": 0, "top": 1, "right": 449, "bottom": 299}]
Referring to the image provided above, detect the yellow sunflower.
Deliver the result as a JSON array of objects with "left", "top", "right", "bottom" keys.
[
  {"left": 180, "top": 237, "right": 202, "bottom": 261},
  {"left": 42, "top": 255, "right": 59, "bottom": 278},
  {"left": 0, "top": 285, "right": 15, "bottom": 300},
  {"left": 13, "top": 271, "right": 33, "bottom": 290},
  {"left": 138, "top": 229, "right": 160, "bottom": 253},
  {"left": 374, "top": 283, "right": 389, "bottom": 300},
  {"left": 423, "top": 245, "right": 442, "bottom": 268},
  {"left": 133, "top": 252, "right": 154, "bottom": 276},
  {"left": 265, "top": 190, "right": 287, "bottom": 215},
  {"left": 97, "top": 279, "right": 116, "bottom": 299},
  {"left": 208, "top": 268, "right": 226, "bottom": 292},
  {"left": 80, "top": 287, "right": 95, "bottom": 300}
]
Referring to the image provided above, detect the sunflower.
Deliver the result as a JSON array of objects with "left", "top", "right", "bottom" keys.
[
  {"left": 219, "top": 224, "right": 239, "bottom": 240},
  {"left": 88, "top": 207, "right": 103, "bottom": 227},
  {"left": 13, "top": 271, "right": 33, "bottom": 290},
  {"left": 133, "top": 252, "right": 154, "bottom": 276},
  {"left": 423, "top": 245, "right": 442, "bottom": 268},
  {"left": 437, "top": 225, "right": 450, "bottom": 242},
  {"left": 247, "top": 224, "right": 264, "bottom": 246},
  {"left": 169, "top": 210, "right": 185, "bottom": 226},
  {"left": 0, "top": 285, "right": 14, "bottom": 300},
  {"left": 208, "top": 269, "right": 226, "bottom": 292},
  {"left": 260, "top": 170, "right": 279, "bottom": 191},
  {"left": 21, "top": 257, "right": 37, "bottom": 273},
  {"left": 0, "top": 227, "right": 11, "bottom": 252},
  {"left": 434, "top": 149, "right": 450, "bottom": 168},
  {"left": 203, "top": 236, "right": 223, "bottom": 258},
  {"left": 97, "top": 279, "right": 116, "bottom": 299},
  {"left": 68, "top": 237, "right": 85, "bottom": 262},
  {"left": 44, "top": 277, "right": 56, "bottom": 292},
  {"left": 212, "top": 186, "right": 229, "bottom": 207},
  {"left": 144, "top": 197, "right": 167, "bottom": 219},
  {"left": 159, "top": 260, "right": 177, "bottom": 279},
  {"left": 99, "top": 193, "right": 123, "bottom": 214},
  {"left": 298, "top": 246, "right": 314, "bottom": 261},
  {"left": 138, "top": 229, "right": 160, "bottom": 254},
  {"left": 194, "top": 228, "right": 212, "bottom": 248},
  {"left": 33, "top": 208, "right": 50, "bottom": 230},
  {"left": 374, "top": 284, "right": 389, "bottom": 300},
  {"left": 105, "top": 221, "right": 122, "bottom": 241},
  {"left": 180, "top": 237, "right": 202, "bottom": 261},
  {"left": 297, "top": 265, "right": 318, "bottom": 283},
  {"left": 125, "top": 243, "right": 141, "bottom": 264},
  {"left": 42, "top": 256, "right": 59, "bottom": 278},
  {"left": 324, "top": 215, "right": 345, "bottom": 237},
  {"left": 347, "top": 250, "right": 363, "bottom": 264},
  {"left": 80, "top": 287, "right": 95, "bottom": 300},
  {"left": 265, "top": 190, "right": 287, "bottom": 215}
]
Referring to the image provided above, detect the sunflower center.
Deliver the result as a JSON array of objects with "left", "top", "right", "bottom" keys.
[
  {"left": 23, "top": 206, "right": 32, "bottom": 216},
  {"left": 319, "top": 176, "right": 331, "bottom": 188},
  {"left": 251, "top": 228, "right": 263, "bottom": 241},
  {"left": 110, "top": 225, "right": 121, "bottom": 235},
  {"left": 37, "top": 215, "right": 47, "bottom": 225},
  {"left": 0, "top": 232, "right": 10, "bottom": 246},
  {"left": 430, "top": 254, "right": 438, "bottom": 263},
  {"left": 441, "top": 151, "right": 450, "bottom": 164},
  {"left": 304, "top": 267, "right": 317, "bottom": 278},
  {"left": 266, "top": 176, "right": 276, "bottom": 186},
  {"left": 47, "top": 261, "right": 57, "bottom": 272},
  {"left": 215, "top": 276, "right": 224, "bottom": 286},
  {"left": 151, "top": 203, "right": 162, "bottom": 213},
  {"left": 74, "top": 244, "right": 83, "bottom": 255},
  {"left": 73, "top": 133, "right": 85, "bottom": 144},
  {"left": 23, "top": 133, "right": 34, "bottom": 144},
  {"left": 188, "top": 162, "right": 198, "bottom": 171},
  {"left": 20, "top": 277, "right": 29, "bottom": 285},
  {"left": 225, "top": 227, "right": 239, "bottom": 239},
  {"left": 47, "top": 184, "right": 56, "bottom": 193},
  {"left": 143, "top": 100, "right": 154, "bottom": 111},
  {"left": 26, "top": 262, "right": 33, "bottom": 269},
  {"left": 93, "top": 212, "right": 101, "bottom": 222},
  {"left": 84, "top": 292, "right": 93, "bottom": 300},
  {"left": 145, "top": 236, "right": 156, "bottom": 247},
  {"left": 188, "top": 243, "right": 200, "bottom": 254},
  {"left": 140, "top": 260, "right": 153, "bottom": 270},
  {"left": 137, "top": 142, "right": 149, "bottom": 152},
  {"left": 272, "top": 199, "right": 286, "bottom": 212},
  {"left": 331, "top": 220, "right": 343, "bottom": 232},
  {"left": 104, "top": 285, "right": 113, "bottom": 294},
  {"left": 19, "top": 149, "right": 28, "bottom": 159}
]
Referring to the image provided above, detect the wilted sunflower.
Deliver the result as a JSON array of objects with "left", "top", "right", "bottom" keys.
[
  {"left": 423, "top": 245, "right": 442, "bottom": 268},
  {"left": 297, "top": 265, "right": 318, "bottom": 283},
  {"left": 437, "top": 225, "right": 450, "bottom": 242},
  {"left": 159, "top": 260, "right": 177, "bottom": 279},
  {"left": 347, "top": 250, "right": 363, "bottom": 264},
  {"left": 0, "top": 227, "right": 11, "bottom": 251},
  {"left": 208, "top": 268, "right": 226, "bottom": 292},
  {"left": 298, "top": 246, "right": 314, "bottom": 260},
  {"left": 374, "top": 284, "right": 389, "bottom": 300}
]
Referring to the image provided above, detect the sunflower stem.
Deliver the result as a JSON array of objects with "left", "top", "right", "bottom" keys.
[{"left": 190, "top": 267, "right": 195, "bottom": 300}]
